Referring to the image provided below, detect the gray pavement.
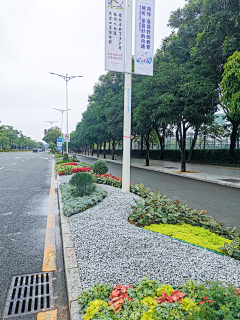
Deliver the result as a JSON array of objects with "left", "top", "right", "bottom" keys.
[
  {"left": 79, "top": 152, "right": 240, "bottom": 189},
  {"left": 0, "top": 151, "right": 69, "bottom": 320}
]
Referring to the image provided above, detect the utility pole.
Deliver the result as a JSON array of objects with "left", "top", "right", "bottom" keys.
[
  {"left": 122, "top": 0, "right": 132, "bottom": 193},
  {"left": 50, "top": 73, "right": 83, "bottom": 154}
]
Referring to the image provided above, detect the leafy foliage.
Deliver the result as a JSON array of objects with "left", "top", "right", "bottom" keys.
[
  {"left": 129, "top": 189, "right": 239, "bottom": 241},
  {"left": 93, "top": 160, "right": 109, "bottom": 175},
  {"left": 78, "top": 278, "right": 240, "bottom": 320},
  {"left": 60, "top": 184, "right": 107, "bottom": 217},
  {"left": 144, "top": 223, "right": 232, "bottom": 254},
  {"left": 77, "top": 283, "right": 112, "bottom": 313}
]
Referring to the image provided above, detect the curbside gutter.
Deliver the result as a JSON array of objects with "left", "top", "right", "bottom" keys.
[
  {"left": 78, "top": 154, "right": 240, "bottom": 189},
  {"left": 57, "top": 174, "right": 83, "bottom": 320}
]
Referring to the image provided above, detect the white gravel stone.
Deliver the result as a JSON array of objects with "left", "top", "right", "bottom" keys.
[{"left": 68, "top": 184, "right": 240, "bottom": 290}]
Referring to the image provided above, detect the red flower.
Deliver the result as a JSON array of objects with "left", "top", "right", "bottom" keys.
[
  {"left": 58, "top": 172, "right": 65, "bottom": 176},
  {"left": 199, "top": 301, "right": 205, "bottom": 305},
  {"left": 203, "top": 297, "right": 208, "bottom": 300},
  {"left": 207, "top": 300, "right": 213, "bottom": 303}
]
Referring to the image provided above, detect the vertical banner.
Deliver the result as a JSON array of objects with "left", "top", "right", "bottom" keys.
[
  {"left": 134, "top": 0, "right": 155, "bottom": 76},
  {"left": 105, "top": 0, "right": 126, "bottom": 72}
]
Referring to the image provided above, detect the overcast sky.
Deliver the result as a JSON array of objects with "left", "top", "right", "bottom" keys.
[{"left": 0, "top": 0, "right": 186, "bottom": 143}]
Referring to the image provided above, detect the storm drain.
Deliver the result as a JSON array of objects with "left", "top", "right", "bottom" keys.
[
  {"left": 2, "top": 272, "right": 54, "bottom": 319},
  {"left": 164, "top": 167, "right": 178, "bottom": 169},
  {"left": 220, "top": 178, "right": 240, "bottom": 183}
]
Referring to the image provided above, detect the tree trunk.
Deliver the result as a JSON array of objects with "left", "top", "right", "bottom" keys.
[
  {"left": 88, "top": 147, "right": 89, "bottom": 156},
  {"left": 91, "top": 144, "right": 94, "bottom": 156},
  {"left": 112, "top": 140, "right": 115, "bottom": 160},
  {"left": 145, "top": 132, "right": 150, "bottom": 166},
  {"left": 180, "top": 122, "right": 186, "bottom": 172},
  {"left": 97, "top": 144, "right": 99, "bottom": 157},
  {"left": 140, "top": 134, "right": 144, "bottom": 157},
  {"left": 203, "top": 136, "right": 206, "bottom": 149},
  {"left": 188, "top": 127, "right": 199, "bottom": 162},
  {"left": 108, "top": 141, "right": 111, "bottom": 153},
  {"left": 229, "top": 120, "right": 240, "bottom": 155},
  {"left": 103, "top": 141, "right": 106, "bottom": 159},
  {"left": 177, "top": 120, "right": 186, "bottom": 172},
  {"left": 84, "top": 147, "right": 86, "bottom": 155}
]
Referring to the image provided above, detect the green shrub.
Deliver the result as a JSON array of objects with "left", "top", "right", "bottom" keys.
[
  {"left": 93, "top": 159, "right": 108, "bottom": 174},
  {"left": 63, "top": 153, "right": 69, "bottom": 162},
  {"left": 69, "top": 172, "right": 96, "bottom": 197},
  {"left": 60, "top": 184, "right": 107, "bottom": 216},
  {"left": 129, "top": 191, "right": 240, "bottom": 241},
  {"left": 143, "top": 223, "right": 232, "bottom": 254}
]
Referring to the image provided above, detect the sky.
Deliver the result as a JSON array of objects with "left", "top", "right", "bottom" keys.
[{"left": 0, "top": 0, "right": 186, "bottom": 143}]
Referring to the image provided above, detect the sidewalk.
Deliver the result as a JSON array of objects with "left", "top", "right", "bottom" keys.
[{"left": 78, "top": 153, "right": 240, "bottom": 189}]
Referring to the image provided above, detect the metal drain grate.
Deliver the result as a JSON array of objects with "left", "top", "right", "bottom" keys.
[
  {"left": 2, "top": 272, "right": 54, "bottom": 319},
  {"left": 220, "top": 179, "right": 240, "bottom": 183}
]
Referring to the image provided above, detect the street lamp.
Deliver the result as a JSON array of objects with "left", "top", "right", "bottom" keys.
[
  {"left": 45, "top": 120, "right": 58, "bottom": 128},
  {"left": 50, "top": 72, "right": 83, "bottom": 154},
  {"left": 53, "top": 108, "right": 71, "bottom": 152}
]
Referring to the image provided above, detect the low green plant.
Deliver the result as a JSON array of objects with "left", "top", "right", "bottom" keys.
[
  {"left": 78, "top": 278, "right": 240, "bottom": 320},
  {"left": 77, "top": 283, "right": 112, "bottom": 313},
  {"left": 93, "top": 159, "right": 108, "bottom": 174},
  {"left": 129, "top": 191, "right": 239, "bottom": 241},
  {"left": 60, "top": 184, "right": 107, "bottom": 216},
  {"left": 143, "top": 223, "right": 232, "bottom": 254},
  {"left": 69, "top": 172, "right": 96, "bottom": 197},
  {"left": 218, "top": 237, "right": 240, "bottom": 259}
]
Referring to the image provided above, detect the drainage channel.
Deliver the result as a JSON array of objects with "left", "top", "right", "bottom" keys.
[{"left": 2, "top": 272, "right": 54, "bottom": 319}]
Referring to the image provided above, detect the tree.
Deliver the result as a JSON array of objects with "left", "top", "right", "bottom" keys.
[
  {"left": 220, "top": 51, "right": 240, "bottom": 153},
  {"left": 43, "top": 127, "right": 61, "bottom": 144}
]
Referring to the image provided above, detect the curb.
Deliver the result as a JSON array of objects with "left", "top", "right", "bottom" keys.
[
  {"left": 78, "top": 154, "right": 240, "bottom": 189},
  {"left": 57, "top": 174, "right": 83, "bottom": 320}
]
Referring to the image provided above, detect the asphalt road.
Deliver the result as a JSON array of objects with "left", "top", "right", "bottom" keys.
[
  {"left": 78, "top": 155, "right": 240, "bottom": 232},
  {"left": 0, "top": 151, "right": 69, "bottom": 320}
]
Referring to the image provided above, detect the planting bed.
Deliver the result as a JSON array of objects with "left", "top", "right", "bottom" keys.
[{"left": 57, "top": 159, "right": 240, "bottom": 318}]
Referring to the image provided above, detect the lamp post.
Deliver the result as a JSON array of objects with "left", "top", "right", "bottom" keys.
[
  {"left": 50, "top": 72, "right": 83, "bottom": 154},
  {"left": 53, "top": 108, "right": 70, "bottom": 153},
  {"left": 45, "top": 120, "right": 58, "bottom": 128}
]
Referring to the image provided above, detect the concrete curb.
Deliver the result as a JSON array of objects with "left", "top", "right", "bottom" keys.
[
  {"left": 79, "top": 154, "right": 240, "bottom": 189},
  {"left": 57, "top": 174, "right": 83, "bottom": 320}
]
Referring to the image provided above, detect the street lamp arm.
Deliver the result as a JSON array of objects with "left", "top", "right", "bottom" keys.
[{"left": 50, "top": 72, "right": 66, "bottom": 80}]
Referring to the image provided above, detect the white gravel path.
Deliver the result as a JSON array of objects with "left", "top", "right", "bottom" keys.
[{"left": 68, "top": 184, "right": 240, "bottom": 290}]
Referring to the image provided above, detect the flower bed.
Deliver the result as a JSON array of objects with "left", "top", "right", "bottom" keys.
[
  {"left": 60, "top": 183, "right": 107, "bottom": 217},
  {"left": 85, "top": 169, "right": 240, "bottom": 260},
  {"left": 78, "top": 278, "right": 240, "bottom": 319},
  {"left": 143, "top": 223, "right": 231, "bottom": 255}
]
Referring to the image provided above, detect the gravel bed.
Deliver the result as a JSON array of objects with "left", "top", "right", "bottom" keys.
[{"left": 68, "top": 185, "right": 240, "bottom": 290}]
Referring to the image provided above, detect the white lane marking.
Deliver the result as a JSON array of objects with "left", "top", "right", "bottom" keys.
[
  {"left": 0, "top": 167, "right": 4, "bottom": 170},
  {"left": 14, "top": 157, "right": 22, "bottom": 159},
  {"left": 2, "top": 212, "right": 12, "bottom": 216},
  {"left": 12, "top": 163, "right": 17, "bottom": 166}
]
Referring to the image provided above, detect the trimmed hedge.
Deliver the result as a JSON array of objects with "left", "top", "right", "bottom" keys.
[{"left": 100, "top": 149, "right": 240, "bottom": 166}]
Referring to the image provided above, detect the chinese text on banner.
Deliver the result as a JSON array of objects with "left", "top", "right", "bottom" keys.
[
  {"left": 105, "top": 0, "right": 126, "bottom": 72},
  {"left": 134, "top": 0, "right": 155, "bottom": 76}
]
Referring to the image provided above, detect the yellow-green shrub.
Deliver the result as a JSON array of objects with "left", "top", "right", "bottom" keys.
[{"left": 143, "top": 223, "right": 231, "bottom": 254}]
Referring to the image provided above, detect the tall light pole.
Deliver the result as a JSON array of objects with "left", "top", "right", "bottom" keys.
[
  {"left": 45, "top": 120, "right": 58, "bottom": 128},
  {"left": 122, "top": 0, "right": 132, "bottom": 193},
  {"left": 53, "top": 108, "right": 70, "bottom": 153},
  {"left": 50, "top": 72, "right": 83, "bottom": 154}
]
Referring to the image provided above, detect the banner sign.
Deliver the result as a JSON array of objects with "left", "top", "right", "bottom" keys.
[
  {"left": 105, "top": 0, "right": 126, "bottom": 72},
  {"left": 64, "top": 133, "right": 70, "bottom": 143},
  {"left": 57, "top": 138, "right": 62, "bottom": 151},
  {"left": 134, "top": 0, "right": 155, "bottom": 76}
]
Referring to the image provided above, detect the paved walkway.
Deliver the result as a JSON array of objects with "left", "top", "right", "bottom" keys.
[{"left": 78, "top": 153, "right": 240, "bottom": 189}]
